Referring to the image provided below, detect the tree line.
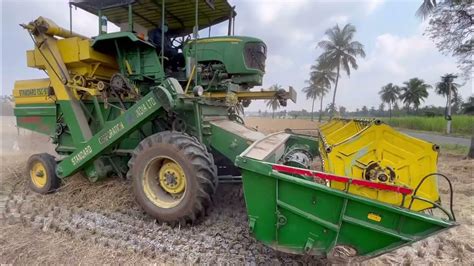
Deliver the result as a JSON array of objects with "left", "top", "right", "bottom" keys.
[
  {"left": 254, "top": 96, "right": 472, "bottom": 119},
  {"left": 264, "top": 0, "right": 471, "bottom": 121}
]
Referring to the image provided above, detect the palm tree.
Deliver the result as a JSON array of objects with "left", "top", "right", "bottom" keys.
[
  {"left": 317, "top": 24, "right": 366, "bottom": 118},
  {"left": 265, "top": 84, "right": 283, "bottom": 119},
  {"left": 302, "top": 80, "right": 319, "bottom": 121},
  {"left": 316, "top": 86, "right": 331, "bottom": 122},
  {"left": 379, "top": 83, "right": 401, "bottom": 119},
  {"left": 310, "top": 62, "right": 336, "bottom": 122},
  {"left": 400, "top": 78, "right": 431, "bottom": 112},
  {"left": 416, "top": 0, "right": 438, "bottom": 18},
  {"left": 435, "top": 78, "right": 460, "bottom": 108},
  {"left": 416, "top": 0, "right": 458, "bottom": 19}
]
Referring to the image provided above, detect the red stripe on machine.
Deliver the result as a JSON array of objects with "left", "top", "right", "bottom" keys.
[{"left": 272, "top": 164, "right": 413, "bottom": 195}]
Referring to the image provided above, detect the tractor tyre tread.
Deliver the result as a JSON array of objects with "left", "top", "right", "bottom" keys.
[
  {"left": 127, "top": 131, "right": 218, "bottom": 224},
  {"left": 27, "top": 153, "right": 60, "bottom": 194}
]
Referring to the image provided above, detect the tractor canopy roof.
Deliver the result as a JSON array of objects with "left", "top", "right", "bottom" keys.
[{"left": 69, "top": 0, "right": 235, "bottom": 37}]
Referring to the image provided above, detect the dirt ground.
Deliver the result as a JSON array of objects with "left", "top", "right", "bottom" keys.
[
  {"left": 1, "top": 117, "right": 473, "bottom": 265},
  {"left": 246, "top": 117, "right": 320, "bottom": 134}
]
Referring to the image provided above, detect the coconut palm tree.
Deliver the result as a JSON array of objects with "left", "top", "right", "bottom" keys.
[
  {"left": 265, "top": 84, "right": 283, "bottom": 119},
  {"left": 317, "top": 24, "right": 365, "bottom": 118},
  {"left": 315, "top": 86, "right": 331, "bottom": 122},
  {"left": 310, "top": 63, "right": 335, "bottom": 122},
  {"left": 435, "top": 77, "right": 460, "bottom": 108},
  {"left": 417, "top": 0, "right": 439, "bottom": 18},
  {"left": 416, "top": 0, "right": 458, "bottom": 19},
  {"left": 399, "top": 78, "right": 431, "bottom": 112},
  {"left": 379, "top": 83, "right": 401, "bottom": 119},
  {"left": 302, "top": 80, "right": 319, "bottom": 121}
]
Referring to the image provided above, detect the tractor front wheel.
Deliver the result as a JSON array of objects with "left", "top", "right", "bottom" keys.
[
  {"left": 127, "top": 131, "right": 217, "bottom": 224},
  {"left": 27, "top": 153, "right": 60, "bottom": 194}
]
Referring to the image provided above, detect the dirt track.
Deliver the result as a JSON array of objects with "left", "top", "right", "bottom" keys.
[{"left": 1, "top": 117, "right": 473, "bottom": 264}]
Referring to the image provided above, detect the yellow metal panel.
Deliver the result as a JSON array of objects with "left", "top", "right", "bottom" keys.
[
  {"left": 196, "top": 38, "right": 243, "bottom": 43},
  {"left": 26, "top": 50, "right": 44, "bottom": 69},
  {"left": 57, "top": 37, "right": 81, "bottom": 63},
  {"left": 319, "top": 119, "right": 439, "bottom": 211},
  {"left": 77, "top": 39, "right": 117, "bottom": 67},
  {"left": 13, "top": 79, "right": 55, "bottom": 104},
  {"left": 26, "top": 37, "right": 118, "bottom": 80}
]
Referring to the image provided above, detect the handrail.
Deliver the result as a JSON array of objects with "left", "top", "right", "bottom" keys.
[{"left": 408, "top": 173, "right": 455, "bottom": 221}]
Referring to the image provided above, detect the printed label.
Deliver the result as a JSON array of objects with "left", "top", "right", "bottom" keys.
[
  {"left": 71, "top": 145, "right": 92, "bottom": 166},
  {"left": 135, "top": 97, "right": 157, "bottom": 119},
  {"left": 19, "top": 88, "right": 49, "bottom": 97},
  {"left": 98, "top": 122, "right": 125, "bottom": 144}
]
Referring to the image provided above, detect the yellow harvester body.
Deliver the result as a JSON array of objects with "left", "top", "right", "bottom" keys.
[{"left": 319, "top": 118, "right": 439, "bottom": 211}]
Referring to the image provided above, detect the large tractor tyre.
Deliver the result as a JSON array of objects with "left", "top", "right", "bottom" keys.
[
  {"left": 27, "top": 153, "right": 60, "bottom": 194},
  {"left": 127, "top": 131, "right": 218, "bottom": 224}
]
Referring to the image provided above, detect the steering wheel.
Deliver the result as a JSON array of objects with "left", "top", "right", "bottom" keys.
[{"left": 171, "top": 35, "right": 192, "bottom": 50}]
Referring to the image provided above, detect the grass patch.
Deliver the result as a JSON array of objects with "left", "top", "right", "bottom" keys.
[
  {"left": 439, "top": 143, "right": 470, "bottom": 156},
  {"left": 383, "top": 115, "right": 474, "bottom": 136}
]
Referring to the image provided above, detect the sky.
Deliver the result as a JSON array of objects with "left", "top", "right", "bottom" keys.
[{"left": 1, "top": 0, "right": 472, "bottom": 112}]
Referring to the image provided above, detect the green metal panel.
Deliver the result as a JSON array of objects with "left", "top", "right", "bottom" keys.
[
  {"left": 56, "top": 100, "right": 91, "bottom": 145},
  {"left": 92, "top": 31, "right": 165, "bottom": 82},
  {"left": 208, "top": 122, "right": 256, "bottom": 163},
  {"left": 184, "top": 36, "right": 265, "bottom": 88},
  {"left": 14, "top": 104, "right": 56, "bottom": 135},
  {"left": 56, "top": 87, "right": 174, "bottom": 178},
  {"left": 235, "top": 156, "right": 456, "bottom": 258}
]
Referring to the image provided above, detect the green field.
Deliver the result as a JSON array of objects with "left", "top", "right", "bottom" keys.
[{"left": 383, "top": 115, "right": 473, "bottom": 136}]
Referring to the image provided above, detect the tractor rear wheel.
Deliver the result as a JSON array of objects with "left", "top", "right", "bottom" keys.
[
  {"left": 27, "top": 153, "right": 60, "bottom": 194},
  {"left": 127, "top": 131, "right": 217, "bottom": 224}
]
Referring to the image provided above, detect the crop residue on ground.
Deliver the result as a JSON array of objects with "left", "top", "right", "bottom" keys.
[{"left": 1, "top": 117, "right": 473, "bottom": 264}]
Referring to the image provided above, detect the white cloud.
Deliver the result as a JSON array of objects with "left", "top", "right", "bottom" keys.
[
  {"left": 329, "top": 15, "right": 349, "bottom": 24},
  {"left": 2, "top": 0, "right": 470, "bottom": 113},
  {"left": 366, "top": 0, "right": 385, "bottom": 15},
  {"left": 360, "top": 33, "right": 435, "bottom": 77},
  {"left": 253, "top": 0, "right": 312, "bottom": 24},
  {"left": 257, "top": 3, "right": 283, "bottom": 23},
  {"left": 266, "top": 55, "right": 295, "bottom": 72},
  {"left": 336, "top": 32, "right": 468, "bottom": 111}
]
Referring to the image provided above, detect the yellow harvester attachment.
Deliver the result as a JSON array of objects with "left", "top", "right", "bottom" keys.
[{"left": 318, "top": 118, "right": 440, "bottom": 211}]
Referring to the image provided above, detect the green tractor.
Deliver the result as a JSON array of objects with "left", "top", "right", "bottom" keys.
[{"left": 13, "top": 0, "right": 456, "bottom": 260}]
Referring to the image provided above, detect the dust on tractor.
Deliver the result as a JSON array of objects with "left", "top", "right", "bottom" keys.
[{"left": 13, "top": 0, "right": 457, "bottom": 261}]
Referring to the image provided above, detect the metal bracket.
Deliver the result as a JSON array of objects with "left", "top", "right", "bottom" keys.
[
  {"left": 249, "top": 216, "right": 257, "bottom": 233},
  {"left": 276, "top": 211, "right": 287, "bottom": 229},
  {"left": 304, "top": 237, "right": 315, "bottom": 253}
]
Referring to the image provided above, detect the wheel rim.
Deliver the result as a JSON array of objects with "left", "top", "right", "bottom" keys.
[
  {"left": 143, "top": 156, "right": 187, "bottom": 209},
  {"left": 30, "top": 161, "right": 47, "bottom": 188},
  {"left": 159, "top": 161, "right": 186, "bottom": 194}
]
